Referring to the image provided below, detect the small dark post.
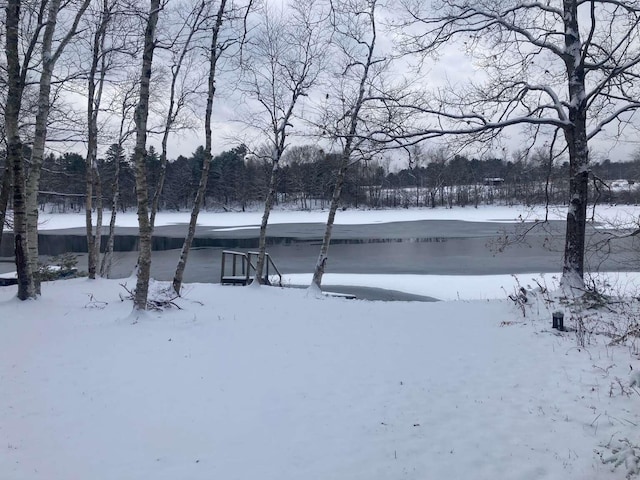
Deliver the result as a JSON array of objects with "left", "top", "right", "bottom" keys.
[
  {"left": 265, "top": 254, "right": 270, "bottom": 285},
  {"left": 552, "top": 311, "right": 564, "bottom": 331},
  {"left": 220, "top": 251, "right": 226, "bottom": 283}
]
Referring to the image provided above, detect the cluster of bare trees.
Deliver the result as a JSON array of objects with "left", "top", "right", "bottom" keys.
[
  {"left": 1, "top": 0, "right": 639, "bottom": 308},
  {"left": 0, "top": 0, "right": 253, "bottom": 307}
]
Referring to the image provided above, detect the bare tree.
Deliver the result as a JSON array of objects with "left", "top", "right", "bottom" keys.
[
  {"left": 406, "top": 144, "right": 425, "bottom": 207},
  {"left": 132, "top": 0, "right": 162, "bottom": 310},
  {"left": 4, "top": 0, "right": 33, "bottom": 299},
  {"left": 172, "top": 0, "right": 233, "bottom": 295},
  {"left": 24, "top": 0, "right": 91, "bottom": 292},
  {"left": 311, "top": 0, "right": 397, "bottom": 290},
  {"left": 0, "top": 66, "right": 9, "bottom": 254},
  {"left": 149, "top": 0, "right": 207, "bottom": 231},
  {"left": 394, "top": 0, "right": 640, "bottom": 288},
  {"left": 61, "top": 0, "right": 140, "bottom": 279},
  {"left": 100, "top": 79, "right": 136, "bottom": 278},
  {"left": 86, "top": 8, "right": 141, "bottom": 278},
  {"left": 280, "top": 145, "right": 326, "bottom": 209},
  {"left": 85, "top": 0, "right": 119, "bottom": 280},
  {"left": 4, "top": 0, "right": 84, "bottom": 299},
  {"left": 242, "top": 0, "right": 328, "bottom": 284}
]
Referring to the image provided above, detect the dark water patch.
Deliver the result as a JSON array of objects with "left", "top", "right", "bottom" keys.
[
  {"left": 0, "top": 232, "right": 453, "bottom": 257},
  {"left": 0, "top": 233, "right": 260, "bottom": 256}
]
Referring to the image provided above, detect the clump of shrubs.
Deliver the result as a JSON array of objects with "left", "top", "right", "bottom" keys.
[{"left": 37, "top": 253, "right": 85, "bottom": 282}]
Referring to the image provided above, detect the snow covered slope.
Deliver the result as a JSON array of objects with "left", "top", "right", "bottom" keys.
[{"left": 1, "top": 278, "right": 638, "bottom": 479}]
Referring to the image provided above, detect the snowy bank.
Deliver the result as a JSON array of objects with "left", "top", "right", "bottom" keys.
[
  {"left": 1, "top": 278, "right": 638, "bottom": 479},
  {"left": 33, "top": 204, "right": 640, "bottom": 230}
]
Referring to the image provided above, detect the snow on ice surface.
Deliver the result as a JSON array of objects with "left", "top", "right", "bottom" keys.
[
  {"left": 284, "top": 272, "right": 640, "bottom": 301},
  {"left": 33, "top": 204, "right": 640, "bottom": 230},
  {"left": 1, "top": 278, "right": 639, "bottom": 480}
]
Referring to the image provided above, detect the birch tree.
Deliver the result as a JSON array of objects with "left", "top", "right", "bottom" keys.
[
  {"left": 172, "top": 0, "right": 231, "bottom": 295},
  {"left": 396, "top": 0, "right": 640, "bottom": 287},
  {"left": 242, "top": 0, "right": 327, "bottom": 284},
  {"left": 132, "top": 0, "right": 162, "bottom": 310},
  {"left": 311, "top": 0, "right": 390, "bottom": 290},
  {"left": 4, "top": 0, "right": 32, "bottom": 299},
  {"left": 4, "top": 0, "right": 70, "bottom": 299},
  {"left": 24, "top": 0, "right": 91, "bottom": 292},
  {"left": 85, "top": 0, "right": 112, "bottom": 279},
  {"left": 150, "top": 0, "right": 207, "bottom": 231},
  {"left": 73, "top": 0, "right": 139, "bottom": 279},
  {"left": 0, "top": 79, "right": 8, "bottom": 253},
  {"left": 100, "top": 82, "right": 136, "bottom": 278}
]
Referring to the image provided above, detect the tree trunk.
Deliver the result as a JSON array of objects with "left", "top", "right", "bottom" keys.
[
  {"left": 11, "top": 145, "right": 33, "bottom": 300},
  {"left": 88, "top": 0, "right": 111, "bottom": 278},
  {"left": 172, "top": 0, "right": 226, "bottom": 295},
  {"left": 95, "top": 168, "right": 103, "bottom": 266},
  {"left": 310, "top": 0, "right": 376, "bottom": 290},
  {"left": 561, "top": 0, "right": 589, "bottom": 288},
  {"left": 85, "top": 166, "right": 95, "bottom": 277},
  {"left": 172, "top": 154, "right": 212, "bottom": 294},
  {"left": 102, "top": 87, "right": 133, "bottom": 277},
  {"left": 311, "top": 152, "right": 350, "bottom": 290},
  {"left": 5, "top": 0, "right": 34, "bottom": 300},
  {"left": 561, "top": 121, "right": 589, "bottom": 286},
  {"left": 26, "top": 0, "right": 90, "bottom": 292},
  {"left": 151, "top": 1, "right": 206, "bottom": 232},
  {"left": 149, "top": 151, "right": 167, "bottom": 231},
  {"left": 133, "top": 0, "right": 160, "bottom": 310},
  {"left": 255, "top": 160, "right": 279, "bottom": 284},
  {"left": 25, "top": 0, "right": 63, "bottom": 293},
  {"left": 0, "top": 157, "right": 13, "bottom": 253},
  {"left": 100, "top": 148, "right": 120, "bottom": 277},
  {"left": 85, "top": 166, "right": 104, "bottom": 280}
]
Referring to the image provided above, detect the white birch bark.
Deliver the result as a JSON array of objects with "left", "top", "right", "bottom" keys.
[
  {"left": 5, "top": 0, "right": 34, "bottom": 300},
  {"left": 101, "top": 87, "right": 136, "bottom": 278},
  {"left": 248, "top": 0, "right": 328, "bottom": 284},
  {"left": 133, "top": 0, "right": 161, "bottom": 310},
  {"left": 25, "top": 0, "right": 91, "bottom": 292},
  {"left": 86, "top": 0, "right": 112, "bottom": 279},
  {"left": 151, "top": 0, "right": 206, "bottom": 232},
  {"left": 172, "top": 0, "right": 226, "bottom": 295},
  {"left": 312, "top": 0, "right": 378, "bottom": 290}
]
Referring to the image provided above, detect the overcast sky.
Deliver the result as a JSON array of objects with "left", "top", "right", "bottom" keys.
[{"left": 74, "top": 0, "right": 640, "bottom": 167}]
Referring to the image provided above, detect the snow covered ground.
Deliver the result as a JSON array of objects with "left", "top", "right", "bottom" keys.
[
  {"left": 2, "top": 205, "right": 640, "bottom": 478},
  {"left": 34, "top": 203, "right": 640, "bottom": 230},
  {"left": 2, "top": 276, "right": 640, "bottom": 480}
]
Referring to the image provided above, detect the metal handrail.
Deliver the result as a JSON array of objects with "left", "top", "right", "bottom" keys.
[
  {"left": 220, "top": 250, "right": 251, "bottom": 285},
  {"left": 221, "top": 250, "right": 282, "bottom": 286},
  {"left": 247, "top": 251, "right": 283, "bottom": 287}
]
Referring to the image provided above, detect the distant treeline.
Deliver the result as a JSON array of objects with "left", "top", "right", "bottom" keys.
[{"left": 4, "top": 144, "right": 639, "bottom": 213}]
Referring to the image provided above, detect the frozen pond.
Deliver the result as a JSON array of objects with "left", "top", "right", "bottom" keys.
[{"left": 1, "top": 219, "right": 637, "bottom": 284}]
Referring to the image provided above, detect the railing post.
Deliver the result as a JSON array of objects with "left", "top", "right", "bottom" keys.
[
  {"left": 220, "top": 251, "right": 226, "bottom": 283},
  {"left": 247, "top": 252, "right": 252, "bottom": 285},
  {"left": 265, "top": 254, "right": 270, "bottom": 285}
]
